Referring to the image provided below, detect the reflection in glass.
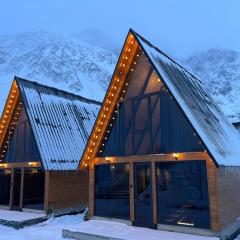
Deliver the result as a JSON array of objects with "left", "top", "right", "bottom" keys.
[
  {"left": 95, "top": 163, "right": 130, "bottom": 220},
  {"left": 156, "top": 161, "right": 210, "bottom": 229},
  {"left": 134, "top": 163, "right": 153, "bottom": 228},
  {"left": 23, "top": 169, "right": 44, "bottom": 210},
  {"left": 0, "top": 169, "right": 11, "bottom": 205}
]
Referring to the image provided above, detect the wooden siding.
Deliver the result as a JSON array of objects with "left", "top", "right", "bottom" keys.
[
  {"left": 47, "top": 171, "right": 88, "bottom": 211},
  {"left": 89, "top": 152, "right": 220, "bottom": 231},
  {"left": 216, "top": 167, "right": 240, "bottom": 230}
]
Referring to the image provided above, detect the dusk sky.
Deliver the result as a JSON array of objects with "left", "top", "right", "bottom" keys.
[{"left": 0, "top": 0, "right": 239, "bottom": 58}]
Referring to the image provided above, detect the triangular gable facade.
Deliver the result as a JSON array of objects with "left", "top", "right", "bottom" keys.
[
  {"left": 0, "top": 77, "right": 101, "bottom": 170},
  {"left": 79, "top": 29, "right": 240, "bottom": 168}
]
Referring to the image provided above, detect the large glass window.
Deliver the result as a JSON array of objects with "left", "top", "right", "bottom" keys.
[
  {"left": 99, "top": 52, "right": 203, "bottom": 157},
  {"left": 0, "top": 169, "right": 11, "bottom": 205},
  {"left": 23, "top": 169, "right": 44, "bottom": 210},
  {"left": 4, "top": 108, "right": 40, "bottom": 163},
  {"left": 156, "top": 161, "right": 210, "bottom": 229},
  {"left": 95, "top": 163, "right": 130, "bottom": 220}
]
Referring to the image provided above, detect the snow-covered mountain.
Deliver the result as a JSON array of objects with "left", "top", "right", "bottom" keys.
[
  {"left": 0, "top": 31, "right": 239, "bottom": 123},
  {"left": 0, "top": 31, "right": 117, "bottom": 114},
  {"left": 184, "top": 48, "right": 240, "bottom": 122}
]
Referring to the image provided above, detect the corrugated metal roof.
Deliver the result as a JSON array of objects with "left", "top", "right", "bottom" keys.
[
  {"left": 132, "top": 30, "right": 240, "bottom": 166},
  {"left": 16, "top": 77, "right": 101, "bottom": 170}
]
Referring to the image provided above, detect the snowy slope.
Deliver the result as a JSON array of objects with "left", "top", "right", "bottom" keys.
[
  {"left": 0, "top": 32, "right": 239, "bottom": 123},
  {"left": 184, "top": 48, "right": 240, "bottom": 122},
  {"left": 0, "top": 31, "right": 117, "bottom": 114}
]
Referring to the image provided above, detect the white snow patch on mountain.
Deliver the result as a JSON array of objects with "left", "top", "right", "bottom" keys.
[
  {"left": 0, "top": 31, "right": 118, "bottom": 114},
  {"left": 0, "top": 32, "right": 239, "bottom": 124}
]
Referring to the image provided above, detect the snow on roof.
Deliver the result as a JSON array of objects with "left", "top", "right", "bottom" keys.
[
  {"left": 132, "top": 30, "right": 240, "bottom": 167},
  {"left": 16, "top": 77, "right": 101, "bottom": 170}
]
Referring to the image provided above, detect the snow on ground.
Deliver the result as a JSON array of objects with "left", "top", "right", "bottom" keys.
[
  {"left": 2, "top": 212, "right": 240, "bottom": 240},
  {"left": 0, "top": 209, "right": 45, "bottom": 222},
  {"left": 0, "top": 213, "right": 83, "bottom": 240},
  {"left": 65, "top": 219, "right": 219, "bottom": 240},
  {"left": 0, "top": 213, "right": 219, "bottom": 240}
]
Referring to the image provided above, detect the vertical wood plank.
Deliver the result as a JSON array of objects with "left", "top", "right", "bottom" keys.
[
  {"left": 129, "top": 162, "right": 134, "bottom": 223},
  {"left": 151, "top": 161, "right": 157, "bottom": 225},
  {"left": 19, "top": 167, "right": 24, "bottom": 210},
  {"left": 88, "top": 165, "right": 95, "bottom": 217},
  {"left": 9, "top": 169, "right": 14, "bottom": 209},
  {"left": 206, "top": 159, "right": 220, "bottom": 231},
  {"left": 44, "top": 171, "right": 49, "bottom": 211}
]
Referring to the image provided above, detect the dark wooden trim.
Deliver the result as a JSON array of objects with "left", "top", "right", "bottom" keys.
[
  {"left": 44, "top": 171, "right": 49, "bottom": 211},
  {"left": 151, "top": 161, "right": 157, "bottom": 224},
  {"left": 94, "top": 152, "right": 209, "bottom": 165},
  {"left": 129, "top": 162, "right": 134, "bottom": 223},
  {"left": 19, "top": 167, "right": 24, "bottom": 209},
  {"left": 9, "top": 169, "right": 14, "bottom": 208},
  {"left": 0, "top": 161, "right": 41, "bottom": 170}
]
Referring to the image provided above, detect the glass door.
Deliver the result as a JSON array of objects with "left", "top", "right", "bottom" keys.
[
  {"left": 134, "top": 162, "right": 154, "bottom": 228},
  {"left": 12, "top": 169, "right": 21, "bottom": 211}
]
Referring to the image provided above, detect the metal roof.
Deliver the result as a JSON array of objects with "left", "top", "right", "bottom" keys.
[
  {"left": 16, "top": 77, "right": 101, "bottom": 170},
  {"left": 132, "top": 30, "right": 240, "bottom": 166}
]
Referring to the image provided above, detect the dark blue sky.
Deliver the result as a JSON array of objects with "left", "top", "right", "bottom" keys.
[{"left": 0, "top": 0, "right": 239, "bottom": 57}]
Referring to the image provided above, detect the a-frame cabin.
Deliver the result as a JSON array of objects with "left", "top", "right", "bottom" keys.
[
  {"left": 0, "top": 77, "right": 100, "bottom": 213},
  {"left": 79, "top": 29, "right": 240, "bottom": 238}
]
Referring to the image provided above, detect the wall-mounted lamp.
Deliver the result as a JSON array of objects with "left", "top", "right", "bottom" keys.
[{"left": 173, "top": 153, "right": 179, "bottom": 160}]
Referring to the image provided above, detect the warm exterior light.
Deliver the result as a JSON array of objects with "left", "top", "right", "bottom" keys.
[
  {"left": 84, "top": 163, "right": 88, "bottom": 167},
  {"left": 0, "top": 163, "right": 8, "bottom": 168},
  {"left": 105, "top": 157, "right": 110, "bottom": 162},
  {"left": 173, "top": 153, "right": 179, "bottom": 160}
]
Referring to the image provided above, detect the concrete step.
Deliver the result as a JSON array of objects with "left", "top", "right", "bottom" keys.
[{"left": 63, "top": 229, "right": 125, "bottom": 240}]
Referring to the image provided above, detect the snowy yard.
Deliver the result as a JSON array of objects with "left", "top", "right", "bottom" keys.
[
  {"left": 0, "top": 212, "right": 225, "bottom": 240},
  {"left": 0, "top": 213, "right": 83, "bottom": 240}
]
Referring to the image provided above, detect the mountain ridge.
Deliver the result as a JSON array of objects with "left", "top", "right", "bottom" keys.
[{"left": 0, "top": 31, "right": 239, "bottom": 123}]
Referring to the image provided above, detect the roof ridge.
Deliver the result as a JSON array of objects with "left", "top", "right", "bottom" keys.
[
  {"left": 130, "top": 29, "right": 203, "bottom": 84},
  {"left": 15, "top": 76, "right": 102, "bottom": 105}
]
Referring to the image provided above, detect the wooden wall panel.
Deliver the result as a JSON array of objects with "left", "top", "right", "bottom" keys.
[
  {"left": 47, "top": 171, "right": 88, "bottom": 211},
  {"left": 216, "top": 167, "right": 240, "bottom": 230},
  {"left": 88, "top": 166, "right": 95, "bottom": 217},
  {"left": 206, "top": 158, "right": 220, "bottom": 231}
]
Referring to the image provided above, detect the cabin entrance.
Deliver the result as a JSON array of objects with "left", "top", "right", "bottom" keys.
[
  {"left": 0, "top": 169, "right": 11, "bottom": 206},
  {"left": 134, "top": 162, "right": 154, "bottom": 228},
  {"left": 12, "top": 169, "right": 21, "bottom": 211}
]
